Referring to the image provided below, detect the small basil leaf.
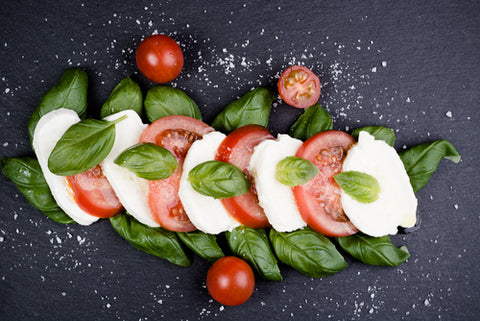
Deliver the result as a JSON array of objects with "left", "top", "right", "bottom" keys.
[
  {"left": 226, "top": 226, "right": 282, "bottom": 281},
  {"left": 188, "top": 160, "right": 250, "bottom": 199},
  {"left": 114, "top": 143, "right": 177, "bottom": 180},
  {"left": 276, "top": 156, "right": 319, "bottom": 187},
  {"left": 28, "top": 68, "right": 88, "bottom": 145},
  {"left": 334, "top": 171, "right": 380, "bottom": 203},
  {"left": 336, "top": 234, "right": 410, "bottom": 266},
  {"left": 289, "top": 103, "right": 333, "bottom": 141},
  {"left": 48, "top": 116, "right": 126, "bottom": 176},
  {"left": 351, "top": 126, "right": 395, "bottom": 147},
  {"left": 270, "top": 227, "right": 347, "bottom": 278},
  {"left": 110, "top": 213, "right": 192, "bottom": 267},
  {"left": 1, "top": 157, "right": 74, "bottom": 224},
  {"left": 399, "top": 140, "right": 461, "bottom": 193},
  {"left": 144, "top": 86, "right": 201, "bottom": 122},
  {"left": 177, "top": 231, "right": 224, "bottom": 263},
  {"left": 211, "top": 87, "right": 275, "bottom": 133},
  {"left": 100, "top": 77, "right": 143, "bottom": 118}
]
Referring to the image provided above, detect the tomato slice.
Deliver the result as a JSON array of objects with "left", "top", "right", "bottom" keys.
[
  {"left": 66, "top": 165, "right": 123, "bottom": 218},
  {"left": 293, "top": 130, "right": 358, "bottom": 237},
  {"left": 139, "top": 115, "right": 213, "bottom": 232},
  {"left": 215, "top": 125, "right": 273, "bottom": 228},
  {"left": 278, "top": 65, "right": 321, "bottom": 108}
]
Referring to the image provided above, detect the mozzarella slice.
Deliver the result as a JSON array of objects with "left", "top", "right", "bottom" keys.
[
  {"left": 179, "top": 131, "right": 240, "bottom": 234},
  {"left": 32, "top": 108, "right": 99, "bottom": 225},
  {"left": 249, "top": 134, "right": 307, "bottom": 232},
  {"left": 341, "top": 131, "right": 417, "bottom": 237}
]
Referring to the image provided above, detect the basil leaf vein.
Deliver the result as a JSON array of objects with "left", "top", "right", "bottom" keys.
[
  {"left": 177, "top": 231, "right": 224, "bottom": 263},
  {"left": 334, "top": 171, "right": 380, "bottom": 203},
  {"left": 351, "top": 126, "right": 395, "bottom": 147},
  {"left": 289, "top": 103, "right": 333, "bottom": 141},
  {"left": 276, "top": 156, "right": 319, "bottom": 187},
  {"left": 100, "top": 77, "right": 143, "bottom": 118},
  {"left": 144, "top": 86, "right": 202, "bottom": 122}
]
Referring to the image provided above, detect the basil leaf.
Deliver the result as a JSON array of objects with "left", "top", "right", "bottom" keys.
[
  {"left": 276, "top": 156, "right": 319, "bottom": 187},
  {"left": 336, "top": 234, "right": 410, "bottom": 266},
  {"left": 28, "top": 68, "right": 88, "bottom": 144},
  {"left": 1, "top": 157, "right": 74, "bottom": 224},
  {"left": 399, "top": 140, "right": 461, "bottom": 193},
  {"left": 352, "top": 126, "right": 395, "bottom": 147},
  {"left": 114, "top": 143, "right": 177, "bottom": 180},
  {"left": 144, "top": 86, "right": 201, "bottom": 122},
  {"left": 289, "top": 103, "right": 333, "bottom": 141},
  {"left": 48, "top": 116, "right": 126, "bottom": 176},
  {"left": 334, "top": 171, "right": 380, "bottom": 203},
  {"left": 188, "top": 160, "right": 250, "bottom": 199},
  {"left": 226, "top": 226, "right": 282, "bottom": 281},
  {"left": 110, "top": 213, "right": 191, "bottom": 267},
  {"left": 270, "top": 227, "right": 347, "bottom": 278},
  {"left": 100, "top": 77, "right": 143, "bottom": 118},
  {"left": 211, "top": 87, "right": 274, "bottom": 133},
  {"left": 177, "top": 231, "right": 224, "bottom": 263}
]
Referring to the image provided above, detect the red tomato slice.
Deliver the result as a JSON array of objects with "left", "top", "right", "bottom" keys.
[
  {"left": 139, "top": 115, "right": 213, "bottom": 232},
  {"left": 215, "top": 125, "right": 273, "bottom": 228},
  {"left": 278, "top": 65, "right": 321, "bottom": 108},
  {"left": 66, "top": 165, "right": 123, "bottom": 218},
  {"left": 293, "top": 130, "right": 358, "bottom": 237}
]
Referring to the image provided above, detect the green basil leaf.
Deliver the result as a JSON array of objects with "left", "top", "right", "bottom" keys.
[
  {"left": 336, "top": 234, "right": 410, "bottom": 266},
  {"left": 188, "top": 160, "right": 250, "bottom": 199},
  {"left": 28, "top": 68, "right": 88, "bottom": 144},
  {"left": 351, "top": 126, "right": 395, "bottom": 147},
  {"left": 270, "top": 227, "right": 347, "bottom": 278},
  {"left": 334, "top": 171, "right": 380, "bottom": 203},
  {"left": 289, "top": 103, "right": 333, "bottom": 141},
  {"left": 211, "top": 87, "right": 275, "bottom": 133},
  {"left": 114, "top": 143, "right": 177, "bottom": 180},
  {"left": 110, "top": 213, "right": 191, "bottom": 267},
  {"left": 100, "top": 77, "right": 143, "bottom": 118},
  {"left": 48, "top": 116, "right": 126, "bottom": 176},
  {"left": 1, "top": 157, "right": 74, "bottom": 224},
  {"left": 399, "top": 140, "right": 461, "bottom": 193},
  {"left": 144, "top": 86, "right": 201, "bottom": 122},
  {"left": 177, "top": 231, "right": 224, "bottom": 263},
  {"left": 276, "top": 156, "right": 319, "bottom": 187},
  {"left": 226, "top": 226, "right": 282, "bottom": 281}
]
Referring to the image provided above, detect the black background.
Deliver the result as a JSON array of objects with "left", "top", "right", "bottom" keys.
[{"left": 1, "top": 1, "right": 479, "bottom": 320}]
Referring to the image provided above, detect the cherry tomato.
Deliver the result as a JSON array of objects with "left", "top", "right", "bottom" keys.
[
  {"left": 207, "top": 256, "right": 255, "bottom": 306},
  {"left": 278, "top": 65, "right": 321, "bottom": 108},
  {"left": 136, "top": 34, "right": 184, "bottom": 83},
  {"left": 293, "top": 130, "right": 358, "bottom": 237},
  {"left": 139, "top": 115, "right": 213, "bottom": 232},
  {"left": 66, "top": 165, "right": 123, "bottom": 218},
  {"left": 215, "top": 125, "right": 273, "bottom": 228}
]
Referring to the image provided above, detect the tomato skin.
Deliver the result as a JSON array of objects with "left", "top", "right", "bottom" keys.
[
  {"left": 293, "top": 130, "right": 358, "bottom": 237},
  {"left": 136, "top": 34, "right": 184, "bottom": 83},
  {"left": 278, "top": 65, "right": 321, "bottom": 108},
  {"left": 207, "top": 256, "right": 255, "bottom": 306},
  {"left": 215, "top": 125, "right": 273, "bottom": 228}
]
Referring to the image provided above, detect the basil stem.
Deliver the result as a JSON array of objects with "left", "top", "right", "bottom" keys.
[
  {"left": 144, "top": 86, "right": 202, "bottom": 122},
  {"left": 351, "top": 126, "right": 395, "bottom": 147},
  {"left": 289, "top": 103, "right": 333, "bottom": 141},
  {"left": 100, "top": 77, "right": 143, "bottom": 118},
  {"left": 276, "top": 156, "right": 319, "bottom": 187},
  {"left": 334, "top": 171, "right": 380, "bottom": 203},
  {"left": 177, "top": 231, "right": 224, "bottom": 263}
]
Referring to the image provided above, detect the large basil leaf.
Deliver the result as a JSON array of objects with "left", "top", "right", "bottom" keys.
[
  {"left": 110, "top": 213, "right": 191, "bottom": 267},
  {"left": 226, "top": 226, "right": 282, "bottom": 281},
  {"left": 399, "top": 140, "right": 461, "bottom": 193},
  {"left": 334, "top": 171, "right": 380, "bottom": 203},
  {"left": 276, "top": 156, "right": 319, "bottom": 187},
  {"left": 144, "top": 86, "right": 201, "bottom": 122},
  {"left": 289, "top": 103, "right": 333, "bottom": 141},
  {"left": 28, "top": 68, "right": 88, "bottom": 144},
  {"left": 351, "top": 126, "right": 395, "bottom": 147},
  {"left": 211, "top": 87, "right": 275, "bottom": 133},
  {"left": 0, "top": 157, "right": 74, "bottom": 224},
  {"left": 100, "top": 77, "right": 143, "bottom": 118},
  {"left": 177, "top": 231, "right": 224, "bottom": 263},
  {"left": 270, "top": 227, "right": 347, "bottom": 278},
  {"left": 336, "top": 234, "right": 410, "bottom": 266}
]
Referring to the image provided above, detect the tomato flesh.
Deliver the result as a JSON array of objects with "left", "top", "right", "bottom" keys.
[{"left": 278, "top": 65, "right": 321, "bottom": 108}]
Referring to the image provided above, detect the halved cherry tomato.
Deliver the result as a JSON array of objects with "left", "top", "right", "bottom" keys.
[
  {"left": 293, "top": 130, "right": 358, "bottom": 237},
  {"left": 66, "top": 165, "right": 123, "bottom": 218},
  {"left": 278, "top": 65, "right": 321, "bottom": 108},
  {"left": 215, "top": 125, "right": 273, "bottom": 228},
  {"left": 139, "top": 115, "right": 213, "bottom": 232}
]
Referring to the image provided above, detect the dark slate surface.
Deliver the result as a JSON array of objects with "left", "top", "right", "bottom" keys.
[{"left": 0, "top": 1, "right": 479, "bottom": 320}]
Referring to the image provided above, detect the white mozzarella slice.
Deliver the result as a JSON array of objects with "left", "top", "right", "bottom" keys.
[
  {"left": 249, "top": 134, "right": 307, "bottom": 232},
  {"left": 179, "top": 131, "right": 240, "bottom": 234}
]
